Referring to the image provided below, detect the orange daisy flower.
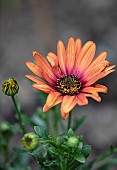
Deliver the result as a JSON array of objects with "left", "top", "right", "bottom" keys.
[{"left": 26, "top": 37, "right": 115, "bottom": 120}]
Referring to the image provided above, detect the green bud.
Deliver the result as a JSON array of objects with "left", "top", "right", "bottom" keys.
[
  {"left": 21, "top": 132, "right": 39, "bottom": 151},
  {"left": 67, "top": 136, "right": 79, "bottom": 148},
  {"left": 2, "top": 77, "right": 19, "bottom": 96}
]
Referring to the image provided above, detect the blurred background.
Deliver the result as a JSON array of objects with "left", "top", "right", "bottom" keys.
[{"left": 0, "top": 0, "right": 117, "bottom": 169}]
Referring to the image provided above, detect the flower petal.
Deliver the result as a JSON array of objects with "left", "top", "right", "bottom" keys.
[
  {"left": 47, "top": 52, "right": 58, "bottom": 66},
  {"left": 83, "top": 60, "right": 110, "bottom": 82},
  {"left": 79, "top": 43, "right": 96, "bottom": 72},
  {"left": 60, "top": 95, "right": 76, "bottom": 120},
  {"left": 43, "top": 92, "right": 63, "bottom": 112},
  {"left": 57, "top": 40, "right": 67, "bottom": 74},
  {"left": 75, "top": 41, "right": 93, "bottom": 76},
  {"left": 32, "top": 83, "right": 52, "bottom": 93},
  {"left": 84, "top": 65, "right": 115, "bottom": 86},
  {"left": 76, "top": 94, "right": 88, "bottom": 106},
  {"left": 26, "top": 75, "right": 43, "bottom": 84},
  {"left": 33, "top": 51, "right": 56, "bottom": 81},
  {"left": 75, "top": 38, "right": 82, "bottom": 57},
  {"left": 26, "top": 62, "right": 43, "bottom": 79},
  {"left": 85, "top": 93, "right": 101, "bottom": 102},
  {"left": 66, "top": 37, "right": 75, "bottom": 75}
]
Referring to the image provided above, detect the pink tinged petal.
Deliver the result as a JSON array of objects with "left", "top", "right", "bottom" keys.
[
  {"left": 32, "top": 83, "right": 52, "bottom": 93},
  {"left": 76, "top": 94, "right": 88, "bottom": 106},
  {"left": 60, "top": 95, "right": 76, "bottom": 120},
  {"left": 43, "top": 92, "right": 63, "bottom": 112},
  {"left": 47, "top": 52, "right": 58, "bottom": 66},
  {"left": 84, "top": 65, "right": 115, "bottom": 87},
  {"left": 79, "top": 43, "right": 96, "bottom": 72},
  {"left": 66, "top": 37, "right": 75, "bottom": 75},
  {"left": 85, "top": 93, "right": 101, "bottom": 102},
  {"left": 75, "top": 41, "right": 94, "bottom": 75},
  {"left": 57, "top": 40, "right": 67, "bottom": 74},
  {"left": 52, "top": 65, "right": 62, "bottom": 78},
  {"left": 33, "top": 51, "right": 56, "bottom": 81},
  {"left": 26, "top": 62, "right": 43, "bottom": 79}
]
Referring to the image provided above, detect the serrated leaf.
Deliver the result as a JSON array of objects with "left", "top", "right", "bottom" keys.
[
  {"left": 67, "top": 128, "right": 75, "bottom": 137},
  {"left": 34, "top": 126, "right": 49, "bottom": 140},
  {"left": 74, "top": 153, "right": 86, "bottom": 163}
]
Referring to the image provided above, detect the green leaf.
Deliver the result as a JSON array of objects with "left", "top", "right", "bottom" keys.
[
  {"left": 67, "top": 128, "right": 75, "bottom": 137},
  {"left": 56, "top": 135, "right": 68, "bottom": 147},
  {"left": 49, "top": 147, "right": 59, "bottom": 156},
  {"left": 74, "top": 153, "right": 86, "bottom": 163},
  {"left": 82, "top": 145, "right": 91, "bottom": 158},
  {"left": 34, "top": 126, "right": 49, "bottom": 140}
]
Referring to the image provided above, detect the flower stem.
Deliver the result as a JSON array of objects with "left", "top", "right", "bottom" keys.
[
  {"left": 67, "top": 111, "right": 72, "bottom": 131},
  {"left": 11, "top": 96, "right": 25, "bottom": 135}
]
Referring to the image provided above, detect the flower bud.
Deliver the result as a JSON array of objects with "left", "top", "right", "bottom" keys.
[
  {"left": 2, "top": 77, "right": 19, "bottom": 96},
  {"left": 21, "top": 132, "right": 39, "bottom": 151},
  {"left": 67, "top": 136, "right": 79, "bottom": 148}
]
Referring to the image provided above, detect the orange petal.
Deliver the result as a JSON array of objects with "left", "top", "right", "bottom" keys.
[
  {"left": 75, "top": 41, "right": 94, "bottom": 74},
  {"left": 84, "top": 65, "right": 115, "bottom": 86},
  {"left": 75, "top": 38, "right": 82, "bottom": 57},
  {"left": 33, "top": 51, "right": 56, "bottom": 81},
  {"left": 32, "top": 83, "right": 52, "bottom": 93},
  {"left": 26, "top": 75, "right": 44, "bottom": 84},
  {"left": 60, "top": 95, "right": 76, "bottom": 120},
  {"left": 81, "top": 84, "right": 107, "bottom": 95},
  {"left": 66, "top": 37, "right": 75, "bottom": 74},
  {"left": 83, "top": 60, "right": 110, "bottom": 81},
  {"left": 43, "top": 93, "right": 63, "bottom": 112},
  {"left": 47, "top": 52, "right": 58, "bottom": 66},
  {"left": 85, "top": 93, "right": 101, "bottom": 102},
  {"left": 92, "top": 84, "right": 108, "bottom": 93},
  {"left": 83, "top": 52, "right": 107, "bottom": 76},
  {"left": 79, "top": 43, "right": 96, "bottom": 72},
  {"left": 26, "top": 62, "right": 43, "bottom": 79},
  {"left": 76, "top": 94, "right": 88, "bottom": 106},
  {"left": 57, "top": 40, "right": 66, "bottom": 74}
]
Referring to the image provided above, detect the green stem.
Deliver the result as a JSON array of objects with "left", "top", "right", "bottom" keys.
[
  {"left": 67, "top": 111, "right": 72, "bottom": 131},
  {"left": 11, "top": 96, "right": 25, "bottom": 135}
]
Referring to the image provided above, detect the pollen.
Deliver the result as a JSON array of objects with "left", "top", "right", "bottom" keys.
[{"left": 56, "top": 75, "right": 82, "bottom": 95}]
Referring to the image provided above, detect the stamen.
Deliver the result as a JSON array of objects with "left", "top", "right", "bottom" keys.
[{"left": 56, "top": 75, "right": 82, "bottom": 95}]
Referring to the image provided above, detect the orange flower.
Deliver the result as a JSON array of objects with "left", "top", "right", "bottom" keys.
[{"left": 26, "top": 37, "right": 115, "bottom": 120}]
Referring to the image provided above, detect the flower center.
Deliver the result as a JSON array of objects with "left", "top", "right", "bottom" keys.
[{"left": 56, "top": 75, "right": 82, "bottom": 95}]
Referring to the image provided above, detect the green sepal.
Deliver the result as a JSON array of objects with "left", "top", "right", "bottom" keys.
[{"left": 67, "top": 128, "right": 75, "bottom": 137}]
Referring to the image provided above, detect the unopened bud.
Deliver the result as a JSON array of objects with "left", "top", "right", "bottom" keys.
[
  {"left": 21, "top": 132, "right": 39, "bottom": 151},
  {"left": 2, "top": 77, "right": 19, "bottom": 96},
  {"left": 67, "top": 136, "right": 79, "bottom": 148}
]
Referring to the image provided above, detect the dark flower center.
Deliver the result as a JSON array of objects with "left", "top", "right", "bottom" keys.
[{"left": 56, "top": 75, "right": 82, "bottom": 95}]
